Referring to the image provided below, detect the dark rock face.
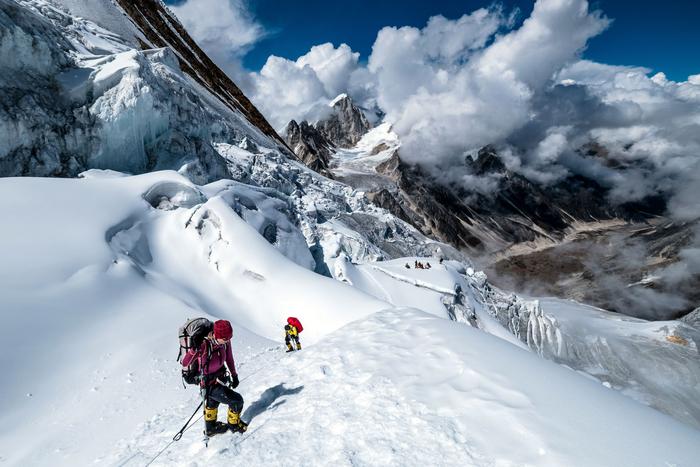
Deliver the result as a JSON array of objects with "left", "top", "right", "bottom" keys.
[
  {"left": 373, "top": 147, "right": 666, "bottom": 253},
  {"left": 370, "top": 148, "right": 699, "bottom": 318},
  {"left": 374, "top": 151, "right": 484, "bottom": 250},
  {"left": 284, "top": 95, "right": 371, "bottom": 171},
  {"left": 113, "top": 0, "right": 292, "bottom": 155},
  {"left": 316, "top": 95, "right": 372, "bottom": 148},
  {"left": 285, "top": 120, "right": 335, "bottom": 178}
]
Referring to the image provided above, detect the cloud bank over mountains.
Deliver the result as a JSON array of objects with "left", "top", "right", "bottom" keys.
[
  {"left": 172, "top": 0, "right": 700, "bottom": 222},
  {"left": 251, "top": 43, "right": 364, "bottom": 129}
]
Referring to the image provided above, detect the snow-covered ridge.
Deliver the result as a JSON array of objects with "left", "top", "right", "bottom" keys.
[
  {"left": 328, "top": 253, "right": 700, "bottom": 429},
  {"left": 111, "top": 309, "right": 700, "bottom": 467},
  {"left": 329, "top": 92, "right": 348, "bottom": 107}
]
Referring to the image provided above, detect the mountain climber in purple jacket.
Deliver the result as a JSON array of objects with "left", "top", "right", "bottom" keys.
[{"left": 181, "top": 319, "right": 248, "bottom": 435}]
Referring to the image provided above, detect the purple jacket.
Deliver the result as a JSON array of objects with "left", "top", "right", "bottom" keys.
[{"left": 182, "top": 339, "right": 237, "bottom": 384}]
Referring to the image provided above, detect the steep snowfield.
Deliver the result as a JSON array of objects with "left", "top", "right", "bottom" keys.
[
  {"left": 111, "top": 309, "right": 700, "bottom": 467},
  {"left": 1, "top": 172, "right": 699, "bottom": 466}
]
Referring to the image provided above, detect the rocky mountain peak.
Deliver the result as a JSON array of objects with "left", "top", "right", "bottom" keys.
[
  {"left": 318, "top": 93, "right": 372, "bottom": 148},
  {"left": 284, "top": 120, "right": 335, "bottom": 178},
  {"left": 467, "top": 146, "right": 507, "bottom": 175},
  {"left": 283, "top": 94, "right": 373, "bottom": 176}
]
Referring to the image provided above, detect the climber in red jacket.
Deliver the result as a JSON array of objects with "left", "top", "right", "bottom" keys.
[{"left": 181, "top": 319, "right": 248, "bottom": 436}]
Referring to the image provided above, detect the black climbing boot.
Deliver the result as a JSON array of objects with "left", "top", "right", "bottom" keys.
[
  {"left": 227, "top": 408, "right": 248, "bottom": 433},
  {"left": 204, "top": 406, "right": 229, "bottom": 436}
]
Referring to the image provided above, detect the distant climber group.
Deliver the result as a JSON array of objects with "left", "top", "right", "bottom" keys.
[
  {"left": 177, "top": 315, "right": 304, "bottom": 438},
  {"left": 405, "top": 259, "right": 433, "bottom": 269}
]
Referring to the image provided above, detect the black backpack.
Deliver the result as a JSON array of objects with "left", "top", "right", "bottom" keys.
[{"left": 177, "top": 317, "right": 213, "bottom": 385}]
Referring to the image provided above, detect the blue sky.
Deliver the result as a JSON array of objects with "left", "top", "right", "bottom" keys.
[{"left": 168, "top": 0, "right": 699, "bottom": 81}]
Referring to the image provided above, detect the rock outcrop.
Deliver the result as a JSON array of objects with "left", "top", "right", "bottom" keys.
[
  {"left": 316, "top": 94, "right": 372, "bottom": 148},
  {"left": 285, "top": 120, "right": 335, "bottom": 178},
  {"left": 284, "top": 94, "right": 371, "bottom": 171}
]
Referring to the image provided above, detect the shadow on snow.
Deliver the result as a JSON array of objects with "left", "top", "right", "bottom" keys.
[{"left": 243, "top": 383, "right": 304, "bottom": 423}]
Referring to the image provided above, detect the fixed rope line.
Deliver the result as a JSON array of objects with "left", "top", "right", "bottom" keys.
[{"left": 142, "top": 399, "right": 204, "bottom": 467}]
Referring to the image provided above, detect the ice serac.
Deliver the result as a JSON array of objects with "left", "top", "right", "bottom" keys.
[
  {"left": 0, "top": 0, "right": 76, "bottom": 176},
  {"left": 0, "top": 0, "right": 290, "bottom": 180},
  {"left": 212, "top": 141, "right": 467, "bottom": 275},
  {"left": 476, "top": 281, "right": 700, "bottom": 429},
  {"left": 110, "top": 0, "right": 290, "bottom": 152}
]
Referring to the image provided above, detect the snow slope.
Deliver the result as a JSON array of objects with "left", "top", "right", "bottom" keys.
[
  {"left": 2, "top": 172, "right": 699, "bottom": 466},
  {"left": 114, "top": 310, "right": 700, "bottom": 467},
  {"left": 0, "top": 171, "right": 386, "bottom": 465}
]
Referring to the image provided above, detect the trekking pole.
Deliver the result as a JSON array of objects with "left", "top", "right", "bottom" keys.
[
  {"left": 173, "top": 400, "right": 204, "bottom": 441},
  {"left": 201, "top": 342, "right": 213, "bottom": 447}
]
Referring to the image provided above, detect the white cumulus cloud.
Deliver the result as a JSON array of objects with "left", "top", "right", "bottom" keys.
[
  {"left": 248, "top": 43, "right": 364, "bottom": 130},
  {"left": 380, "top": 0, "right": 609, "bottom": 166}
]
